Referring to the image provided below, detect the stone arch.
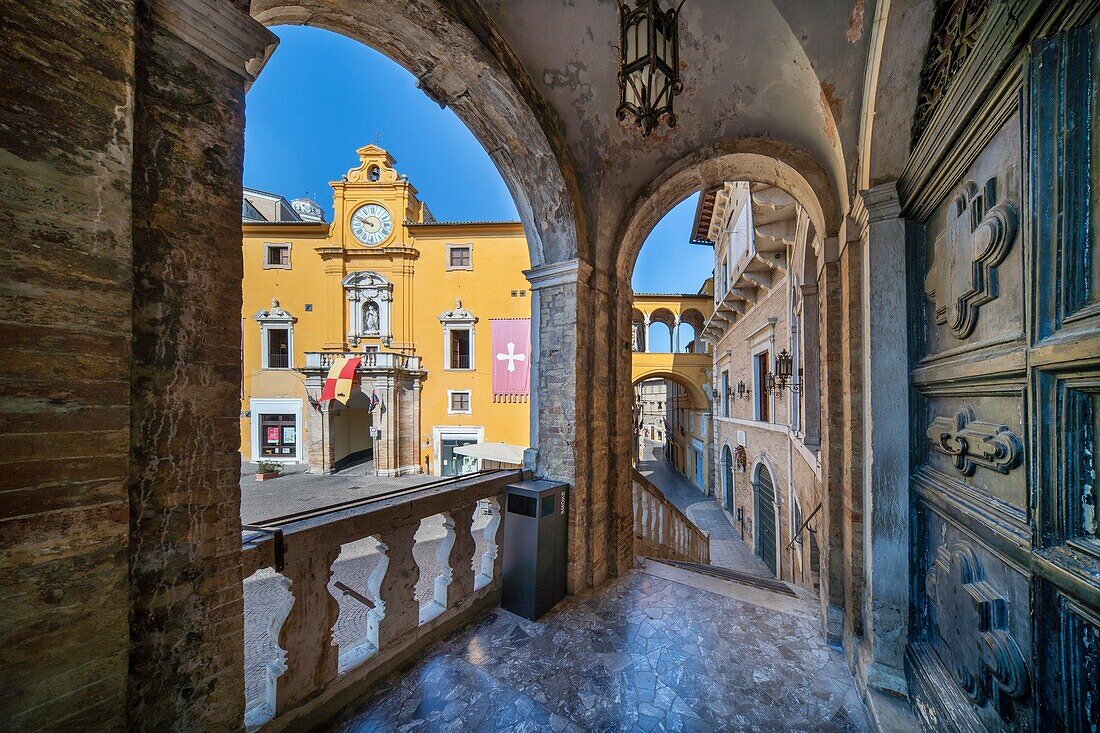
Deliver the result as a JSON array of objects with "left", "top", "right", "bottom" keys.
[
  {"left": 646, "top": 307, "right": 676, "bottom": 353},
  {"left": 678, "top": 308, "right": 707, "bottom": 353},
  {"left": 249, "top": 0, "right": 584, "bottom": 267},
  {"left": 857, "top": 0, "right": 937, "bottom": 190},
  {"left": 630, "top": 371, "right": 709, "bottom": 413},
  {"left": 614, "top": 140, "right": 843, "bottom": 282}
]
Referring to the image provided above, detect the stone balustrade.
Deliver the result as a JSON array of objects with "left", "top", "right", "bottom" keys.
[
  {"left": 632, "top": 469, "right": 710, "bottom": 564},
  {"left": 241, "top": 470, "right": 519, "bottom": 730},
  {"left": 302, "top": 350, "right": 423, "bottom": 372}
]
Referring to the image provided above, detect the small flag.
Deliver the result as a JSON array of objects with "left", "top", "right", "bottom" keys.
[
  {"left": 369, "top": 391, "right": 381, "bottom": 412},
  {"left": 320, "top": 357, "right": 362, "bottom": 405}
]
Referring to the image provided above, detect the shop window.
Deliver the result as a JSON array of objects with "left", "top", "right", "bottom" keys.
[{"left": 259, "top": 413, "right": 297, "bottom": 458}]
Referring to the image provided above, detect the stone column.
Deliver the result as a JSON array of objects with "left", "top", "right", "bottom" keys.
[
  {"left": 799, "top": 283, "right": 821, "bottom": 448},
  {"left": 856, "top": 182, "right": 910, "bottom": 695},
  {"left": 643, "top": 314, "right": 651, "bottom": 352},
  {"left": 817, "top": 237, "right": 846, "bottom": 646},
  {"left": 525, "top": 259, "right": 598, "bottom": 592},
  {"left": 371, "top": 375, "right": 399, "bottom": 476},
  {"left": 303, "top": 383, "right": 336, "bottom": 475},
  {"left": 128, "top": 0, "right": 276, "bottom": 728}
]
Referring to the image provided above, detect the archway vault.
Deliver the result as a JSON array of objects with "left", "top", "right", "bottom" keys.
[
  {"left": 250, "top": 0, "right": 586, "bottom": 267},
  {"left": 630, "top": 367, "right": 710, "bottom": 412}
]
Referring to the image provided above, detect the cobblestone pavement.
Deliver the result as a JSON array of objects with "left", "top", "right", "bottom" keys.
[
  {"left": 321, "top": 565, "right": 870, "bottom": 732},
  {"left": 636, "top": 441, "right": 773, "bottom": 576},
  {"left": 241, "top": 463, "right": 495, "bottom": 710}
]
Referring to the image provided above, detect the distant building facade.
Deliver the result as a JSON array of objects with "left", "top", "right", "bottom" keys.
[
  {"left": 241, "top": 145, "right": 532, "bottom": 476},
  {"left": 696, "top": 181, "right": 823, "bottom": 590}
]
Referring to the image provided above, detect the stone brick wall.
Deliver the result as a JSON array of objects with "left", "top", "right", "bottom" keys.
[
  {"left": 128, "top": 9, "right": 251, "bottom": 727},
  {"left": 0, "top": 0, "right": 136, "bottom": 727}
]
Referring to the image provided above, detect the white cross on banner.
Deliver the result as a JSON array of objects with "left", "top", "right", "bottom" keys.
[{"left": 490, "top": 318, "right": 531, "bottom": 396}]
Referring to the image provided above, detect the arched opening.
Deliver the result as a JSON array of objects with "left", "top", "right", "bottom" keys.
[
  {"left": 615, "top": 145, "right": 841, "bottom": 609},
  {"left": 721, "top": 444, "right": 735, "bottom": 514}
]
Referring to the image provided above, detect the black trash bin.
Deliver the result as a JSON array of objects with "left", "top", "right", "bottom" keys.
[{"left": 501, "top": 479, "right": 568, "bottom": 620}]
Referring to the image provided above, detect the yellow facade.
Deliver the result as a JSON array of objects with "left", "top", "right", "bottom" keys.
[{"left": 241, "top": 145, "right": 531, "bottom": 475}]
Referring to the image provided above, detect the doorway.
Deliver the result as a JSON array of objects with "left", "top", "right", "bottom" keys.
[{"left": 755, "top": 464, "right": 777, "bottom": 576}]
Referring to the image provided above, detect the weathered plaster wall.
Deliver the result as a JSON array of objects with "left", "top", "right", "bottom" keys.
[{"left": 0, "top": 0, "right": 136, "bottom": 727}]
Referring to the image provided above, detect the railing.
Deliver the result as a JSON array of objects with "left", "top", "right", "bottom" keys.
[
  {"left": 631, "top": 469, "right": 710, "bottom": 564},
  {"left": 785, "top": 501, "right": 821, "bottom": 551},
  {"left": 302, "top": 351, "right": 422, "bottom": 371},
  {"left": 241, "top": 469, "right": 519, "bottom": 730}
]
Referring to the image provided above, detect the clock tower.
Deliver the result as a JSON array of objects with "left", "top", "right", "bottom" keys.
[{"left": 322, "top": 145, "right": 429, "bottom": 354}]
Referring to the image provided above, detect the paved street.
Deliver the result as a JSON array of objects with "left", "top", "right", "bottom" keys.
[
  {"left": 241, "top": 462, "right": 494, "bottom": 711},
  {"left": 636, "top": 440, "right": 773, "bottom": 576}
]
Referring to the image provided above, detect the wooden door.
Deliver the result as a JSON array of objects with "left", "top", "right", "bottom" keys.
[
  {"left": 906, "top": 14, "right": 1100, "bottom": 731},
  {"left": 756, "top": 465, "right": 777, "bottom": 576}
]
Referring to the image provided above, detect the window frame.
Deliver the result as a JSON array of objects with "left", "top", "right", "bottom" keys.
[
  {"left": 445, "top": 243, "right": 473, "bottom": 271},
  {"left": 447, "top": 389, "right": 473, "bottom": 415},
  {"left": 445, "top": 325, "right": 474, "bottom": 370},
  {"left": 262, "top": 325, "right": 293, "bottom": 370},
  {"left": 263, "top": 242, "right": 292, "bottom": 269}
]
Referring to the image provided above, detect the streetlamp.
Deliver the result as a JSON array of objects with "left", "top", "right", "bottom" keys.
[{"left": 616, "top": 0, "right": 686, "bottom": 137}]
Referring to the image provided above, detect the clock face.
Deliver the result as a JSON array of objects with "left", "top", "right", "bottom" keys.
[{"left": 350, "top": 204, "right": 393, "bottom": 246}]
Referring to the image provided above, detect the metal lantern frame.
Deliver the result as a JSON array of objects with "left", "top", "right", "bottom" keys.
[
  {"left": 765, "top": 348, "right": 803, "bottom": 395},
  {"left": 616, "top": 0, "right": 686, "bottom": 137}
]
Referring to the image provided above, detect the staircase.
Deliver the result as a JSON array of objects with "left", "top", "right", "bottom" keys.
[
  {"left": 653, "top": 558, "right": 796, "bottom": 597},
  {"left": 631, "top": 468, "right": 711, "bottom": 564}
]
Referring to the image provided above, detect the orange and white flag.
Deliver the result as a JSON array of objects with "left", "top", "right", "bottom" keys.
[{"left": 320, "top": 357, "right": 361, "bottom": 405}]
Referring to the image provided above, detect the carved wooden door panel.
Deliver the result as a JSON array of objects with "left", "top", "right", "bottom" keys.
[{"left": 907, "top": 17, "right": 1100, "bottom": 732}]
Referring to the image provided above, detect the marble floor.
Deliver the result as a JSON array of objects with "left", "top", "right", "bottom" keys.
[{"left": 321, "top": 562, "right": 870, "bottom": 733}]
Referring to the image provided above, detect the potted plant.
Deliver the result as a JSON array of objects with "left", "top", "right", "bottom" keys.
[{"left": 255, "top": 460, "right": 282, "bottom": 481}]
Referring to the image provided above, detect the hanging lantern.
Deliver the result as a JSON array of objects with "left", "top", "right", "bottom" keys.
[{"left": 616, "top": 0, "right": 686, "bottom": 137}]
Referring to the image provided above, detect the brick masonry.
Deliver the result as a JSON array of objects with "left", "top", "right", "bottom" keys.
[{"left": 0, "top": 0, "right": 136, "bottom": 729}]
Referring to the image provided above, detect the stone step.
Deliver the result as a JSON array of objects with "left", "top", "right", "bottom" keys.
[{"left": 653, "top": 558, "right": 797, "bottom": 597}]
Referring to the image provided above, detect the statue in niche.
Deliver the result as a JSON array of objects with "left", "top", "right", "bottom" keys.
[{"left": 364, "top": 300, "right": 380, "bottom": 334}]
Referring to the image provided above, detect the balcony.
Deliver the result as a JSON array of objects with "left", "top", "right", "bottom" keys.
[
  {"left": 302, "top": 351, "right": 423, "bottom": 374},
  {"left": 241, "top": 470, "right": 517, "bottom": 729}
]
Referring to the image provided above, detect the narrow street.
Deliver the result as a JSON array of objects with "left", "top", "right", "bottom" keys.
[{"left": 635, "top": 439, "right": 773, "bottom": 577}]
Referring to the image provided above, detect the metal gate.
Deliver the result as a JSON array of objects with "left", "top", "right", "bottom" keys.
[{"left": 756, "top": 465, "right": 777, "bottom": 576}]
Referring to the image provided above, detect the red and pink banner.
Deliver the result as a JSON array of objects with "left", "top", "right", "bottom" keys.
[{"left": 491, "top": 318, "right": 531, "bottom": 396}]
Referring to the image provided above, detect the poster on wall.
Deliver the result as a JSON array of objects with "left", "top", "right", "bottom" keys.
[
  {"left": 282, "top": 426, "right": 296, "bottom": 444},
  {"left": 266, "top": 427, "right": 279, "bottom": 444}
]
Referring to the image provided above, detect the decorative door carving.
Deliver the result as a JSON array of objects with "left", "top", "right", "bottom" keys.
[{"left": 906, "top": 10, "right": 1100, "bottom": 733}]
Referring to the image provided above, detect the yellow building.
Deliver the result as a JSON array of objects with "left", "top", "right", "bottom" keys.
[{"left": 241, "top": 145, "right": 532, "bottom": 476}]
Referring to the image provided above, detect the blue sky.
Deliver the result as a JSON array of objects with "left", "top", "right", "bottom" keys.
[{"left": 244, "top": 25, "right": 712, "bottom": 294}]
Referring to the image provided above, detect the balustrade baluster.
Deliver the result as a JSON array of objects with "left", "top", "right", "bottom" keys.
[
  {"left": 274, "top": 544, "right": 341, "bottom": 714},
  {"left": 368, "top": 523, "right": 420, "bottom": 648},
  {"left": 436, "top": 503, "right": 477, "bottom": 610},
  {"left": 475, "top": 497, "right": 502, "bottom": 589}
]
